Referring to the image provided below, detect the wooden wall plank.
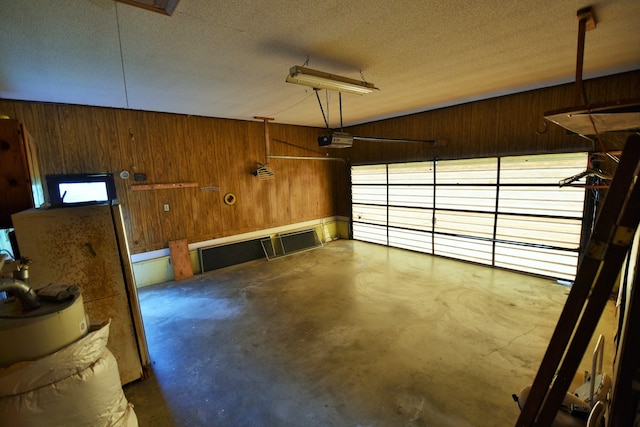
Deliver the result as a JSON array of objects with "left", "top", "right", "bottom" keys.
[
  {"left": 0, "top": 103, "right": 18, "bottom": 120},
  {"left": 1, "top": 71, "right": 635, "bottom": 253},
  {"left": 0, "top": 119, "right": 34, "bottom": 228},
  {"left": 347, "top": 70, "right": 639, "bottom": 164},
  {"left": 185, "top": 115, "right": 221, "bottom": 242}
]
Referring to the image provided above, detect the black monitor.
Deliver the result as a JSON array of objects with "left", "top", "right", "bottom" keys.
[{"left": 45, "top": 173, "right": 117, "bottom": 207}]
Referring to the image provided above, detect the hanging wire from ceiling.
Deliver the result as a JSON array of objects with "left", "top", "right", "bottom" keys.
[
  {"left": 266, "top": 55, "right": 316, "bottom": 118},
  {"left": 339, "top": 92, "right": 343, "bottom": 132},
  {"left": 115, "top": 3, "right": 130, "bottom": 108},
  {"left": 359, "top": 70, "right": 369, "bottom": 84},
  {"left": 586, "top": 103, "right": 619, "bottom": 163},
  {"left": 268, "top": 90, "right": 316, "bottom": 117},
  {"left": 315, "top": 90, "right": 330, "bottom": 129},
  {"left": 325, "top": 89, "right": 330, "bottom": 127}
]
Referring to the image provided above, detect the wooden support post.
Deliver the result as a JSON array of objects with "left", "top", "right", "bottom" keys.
[
  {"left": 608, "top": 235, "right": 640, "bottom": 426},
  {"left": 515, "top": 134, "right": 640, "bottom": 426},
  {"left": 169, "top": 239, "right": 194, "bottom": 281},
  {"left": 575, "top": 7, "right": 597, "bottom": 105}
]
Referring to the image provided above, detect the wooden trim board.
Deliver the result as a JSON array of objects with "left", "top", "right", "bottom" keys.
[{"left": 169, "top": 239, "right": 194, "bottom": 280}]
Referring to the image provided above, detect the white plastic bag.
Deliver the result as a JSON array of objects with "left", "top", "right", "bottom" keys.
[{"left": 0, "top": 321, "right": 137, "bottom": 426}]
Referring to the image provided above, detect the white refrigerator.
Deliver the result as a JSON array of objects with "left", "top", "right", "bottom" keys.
[{"left": 12, "top": 204, "right": 149, "bottom": 385}]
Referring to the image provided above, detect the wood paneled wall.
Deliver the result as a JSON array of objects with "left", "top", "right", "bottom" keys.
[
  {"left": 0, "top": 71, "right": 636, "bottom": 253},
  {"left": 0, "top": 102, "right": 349, "bottom": 254},
  {"left": 345, "top": 70, "right": 640, "bottom": 164}
]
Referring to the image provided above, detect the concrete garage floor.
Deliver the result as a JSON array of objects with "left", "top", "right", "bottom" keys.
[{"left": 123, "top": 239, "right": 617, "bottom": 427}]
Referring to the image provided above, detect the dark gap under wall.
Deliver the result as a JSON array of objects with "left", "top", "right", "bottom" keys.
[
  {"left": 199, "top": 229, "right": 323, "bottom": 272},
  {"left": 199, "top": 238, "right": 268, "bottom": 273}
]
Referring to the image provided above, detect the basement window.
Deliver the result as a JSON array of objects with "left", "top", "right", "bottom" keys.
[{"left": 351, "top": 152, "right": 587, "bottom": 281}]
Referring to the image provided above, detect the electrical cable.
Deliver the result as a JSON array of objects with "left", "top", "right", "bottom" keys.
[
  {"left": 315, "top": 90, "right": 330, "bottom": 129},
  {"left": 581, "top": 88, "right": 619, "bottom": 163},
  {"left": 0, "top": 248, "right": 14, "bottom": 259},
  {"left": 271, "top": 139, "right": 328, "bottom": 156},
  {"left": 326, "top": 89, "right": 330, "bottom": 128},
  {"left": 115, "top": 3, "right": 129, "bottom": 109},
  {"left": 339, "top": 92, "right": 343, "bottom": 132},
  {"left": 268, "top": 90, "right": 316, "bottom": 117}
]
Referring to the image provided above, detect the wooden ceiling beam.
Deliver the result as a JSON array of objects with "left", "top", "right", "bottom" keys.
[{"left": 115, "top": 0, "right": 181, "bottom": 16}]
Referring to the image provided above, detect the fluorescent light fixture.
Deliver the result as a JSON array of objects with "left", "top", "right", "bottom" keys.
[{"left": 286, "top": 66, "right": 378, "bottom": 95}]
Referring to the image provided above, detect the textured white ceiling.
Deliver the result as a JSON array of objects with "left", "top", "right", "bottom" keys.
[{"left": 1, "top": 0, "right": 639, "bottom": 128}]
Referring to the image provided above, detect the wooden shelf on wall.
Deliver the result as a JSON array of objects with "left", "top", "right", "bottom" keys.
[
  {"left": 544, "top": 98, "right": 640, "bottom": 138},
  {"left": 130, "top": 182, "right": 198, "bottom": 191}
]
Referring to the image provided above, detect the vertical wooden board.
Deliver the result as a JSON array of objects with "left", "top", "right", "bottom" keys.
[
  {"left": 142, "top": 112, "right": 164, "bottom": 183},
  {"left": 267, "top": 125, "right": 294, "bottom": 225},
  {"left": 153, "top": 112, "right": 189, "bottom": 183},
  {"left": 273, "top": 157, "right": 292, "bottom": 224},
  {"left": 585, "top": 70, "right": 640, "bottom": 105},
  {"left": 150, "top": 113, "right": 197, "bottom": 242},
  {"left": 495, "top": 88, "right": 591, "bottom": 156},
  {"left": 169, "top": 239, "right": 193, "bottom": 280},
  {"left": 14, "top": 103, "right": 120, "bottom": 181},
  {"left": 12, "top": 103, "right": 64, "bottom": 176},
  {"left": 273, "top": 123, "right": 347, "bottom": 220},
  {"left": 174, "top": 115, "right": 193, "bottom": 181},
  {"left": 173, "top": 186, "right": 196, "bottom": 242},
  {"left": 158, "top": 188, "right": 173, "bottom": 240},
  {"left": 215, "top": 120, "right": 251, "bottom": 235},
  {"left": 171, "top": 114, "right": 198, "bottom": 241},
  {"left": 252, "top": 120, "right": 273, "bottom": 228},
  {"left": 333, "top": 161, "right": 351, "bottom": 217},
  {"left": 0, "top": 101, "right": 17, "bottom": 120},
  {"left": 127, "top": 189, "right": 162, "bottom": 252},
  {"left": 112, "top": 109, "right": 142, "bottom": 250},
  {"left": 158, "top": 188, "right": 195, "bottom": 242},
  {"left": 214, "top": 135, "right": 237, "bottom": 236},
  {"left": 88, "top": 106, "right": 120, "bottom": 172},
  {"left": 114, "top": 109, "right": 166, "bottom": 252},
  {"left": 470, "top": 98, "right": 499, "bottom": 158},
  {"left": 113, "top": 109, "right": 142, "bottom": 174},
  {"left": 58, "top": 106, "right": 116, "bottom": 173},
  {"left": 155, "top": 113, "right": 177, "bottom": 181},
  {"left": 132, "top": 111, "right": 156, "bottom": 182},
  {"left": 55, "top": 105, "right": 86, "bottom": 173},
  {"left": 21, "top": 126, "right": 45, "bottom": 207},
  {"left": 273, "top": 123, "right": 319, "bottom": 223},
  {"left": 213, "top": 120, "right": 237, "bottom": 235},
  {"left": 185, "top": 116, "right": 222, "bottom": 240},
  {"left": 0, "top": 120, "right": 33, "bottom": 228},
  {"left": 294, "top": 159, "right": 315, "bottom": 219},
  {"left": 268, "top": 124, "right": 294, "bottom": 224},
  {"left": 299, "top": 128, "right": 317, "bottom": 219},
  {"left": 240, "top": 121, "right": 264, "bottom": 230},
  {"left": 496, "top": 91, "right": 537, "bottom": 153},
  {"left": 319, "top": 161, "right": 335, "bottom": 217}
]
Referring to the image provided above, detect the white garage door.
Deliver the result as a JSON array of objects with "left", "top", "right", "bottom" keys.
[{"left": 352, "top": 153, "right": 588, "bottom": 281}]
